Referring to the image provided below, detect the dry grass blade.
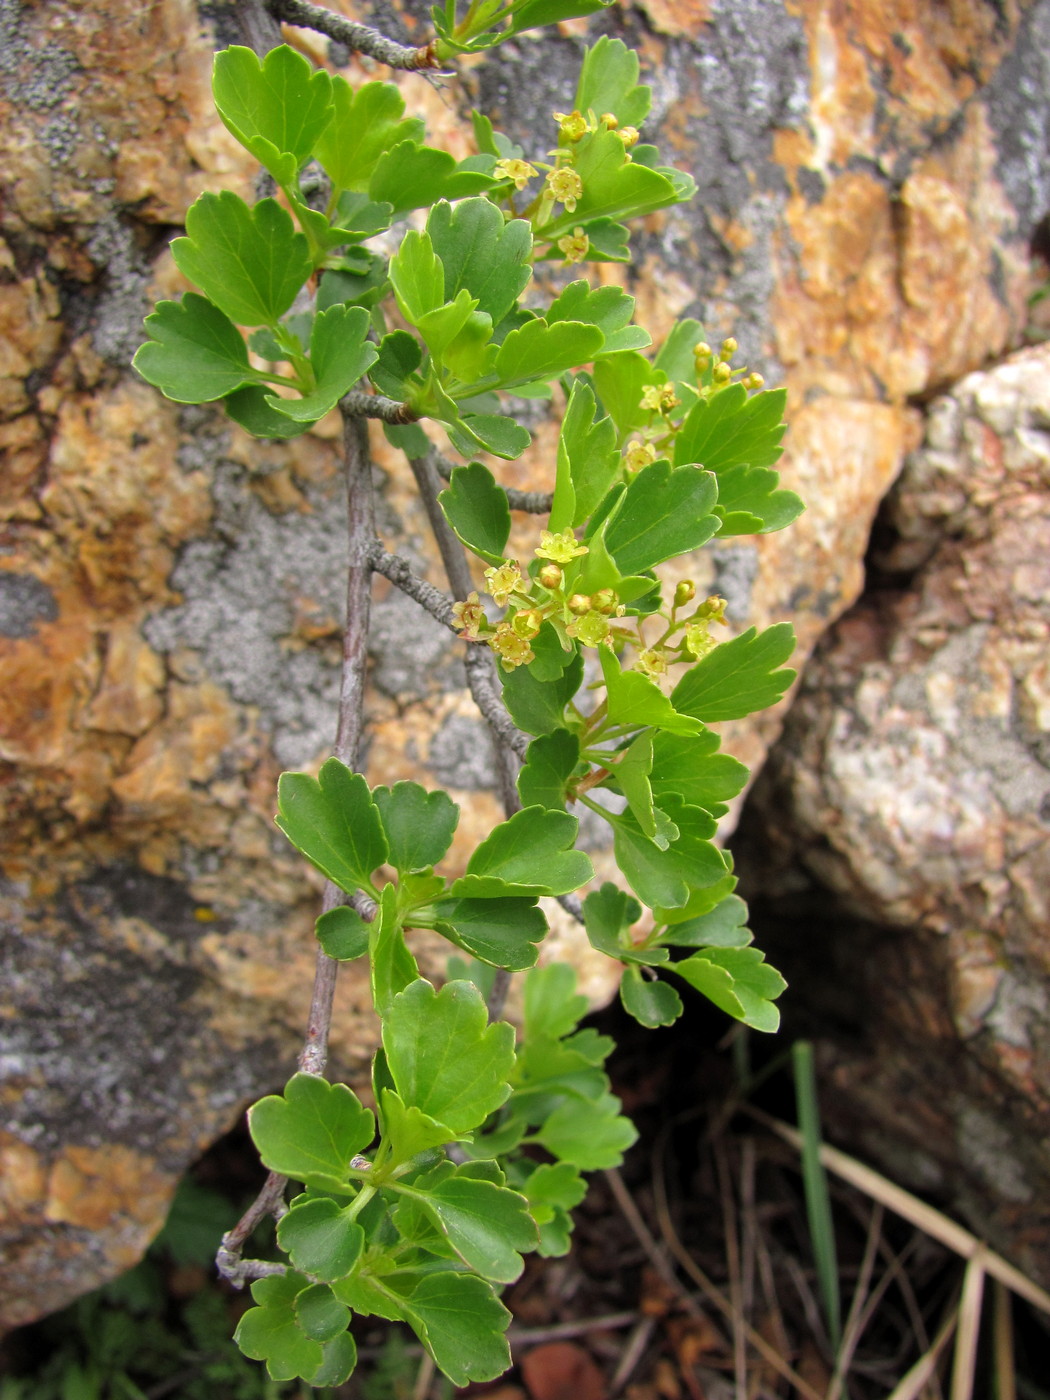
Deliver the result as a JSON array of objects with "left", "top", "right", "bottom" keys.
[
  {"left": 949, "top": 1254, "right": 985, "bottom": 1400},
  {"left": 992, "top": 1281, "right": 1016, "bottom": 1400},
  {"left": 644, "top": 1158, "right": 827, "bottom": 1400},
  {"left": 714, "top": 1140, "right": 747, "bottom": 1398},
  {"left": 759, "top": 1117, "right": 1050, "bottom": 1318},
  {"left": 826, "top": 1202, "right": 884, "bottom": 1400},
  {"left": 884, "top": 1298, "right": 959, "bottom": 1400}
]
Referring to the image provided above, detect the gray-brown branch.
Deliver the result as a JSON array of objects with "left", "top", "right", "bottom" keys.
[
  {"left": 218, "top": 408, "right": 377, "bottom": 1285},
  {"left": 265, "top": 0, "right": 442, "bottom": 69}
]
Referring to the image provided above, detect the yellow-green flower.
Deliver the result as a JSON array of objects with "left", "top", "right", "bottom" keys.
[
  {"left": 536, "top": 529, "right": 588, "bottom": 563},
  {"left": 637, "top": 647, "right": 667, "bottom": 679},
  {"left": 639, "top": 383, "right": 680, "bottom": 414},
  {"left": 557, "top": 227, "right": 590, "bottom": 264},
  {"left": 546, "top": 167, "right": 583, "bottom": 212},
  {"left": 566, "top": 610, "right": 610, "bottom": 648},
  {"left": 683, "top": 622, "right": 717, "bottom": 660},
  {"left": 490, "top": 621, "right": 534, "bottom": 669},
  {"left": 451, "top": 590, "right": 486, "bottom": 639},
  {"left": 624, "top": 439, "right": 657, "bottom": 473},
  {"left": 511, "top": 607, "right": 543, "bottom": 640},
  {"left": 553, "top": 109, "right": 588, "bottom": 142},
  {"left": 483, "top": 561, "right": 526, "bottom": 607},
  {"left": 696, "top": 594, "right": 728, "bottom": 625},
  {"left": 494, "top": 157, "right": 538, "bottom": 191}
]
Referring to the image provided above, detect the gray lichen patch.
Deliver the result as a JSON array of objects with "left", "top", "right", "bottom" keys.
[{"left": 0, "top": 571, "right": 58, "bottom": 638}]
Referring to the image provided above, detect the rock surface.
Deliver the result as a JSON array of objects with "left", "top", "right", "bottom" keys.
[
  {"left": 737, "top": 342, "right": 1050, "bottom": 1285},
  {"left": 3, "top": 0, "right": 1050, "bottom": 1322}
]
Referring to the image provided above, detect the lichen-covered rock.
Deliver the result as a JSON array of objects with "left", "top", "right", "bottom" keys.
[
  {"left": 3, "top": 0, "right": 1050, "bottom": 1322},
  {"left": 738, "top": 342, "right": 1050, "bottom": 1285}
]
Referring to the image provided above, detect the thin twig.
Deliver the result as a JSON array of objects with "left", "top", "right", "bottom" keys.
[
  {"left": 609, "top": 1316, "right": 657, "bottom": 1396},
  {"left": 218, "top": 408, "right": 377, "bottom": 1285},
  {"left": 266, "top": 0, "right": 443, "bottom": 69},
  {"left": 369, "top": 544, "right": 458, "bottom": 631},
  {"left": 341, "top": 390, "right": 418, "bottom": 423},
  {"left": 508, "top": 1311, "right": 639, "bottom": 1347}
]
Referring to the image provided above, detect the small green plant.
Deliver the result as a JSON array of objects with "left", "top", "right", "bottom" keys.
[{"left": 134, "top": 0, "right": 804, "bottom": 1387}]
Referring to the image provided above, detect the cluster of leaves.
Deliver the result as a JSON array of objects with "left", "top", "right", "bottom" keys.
[
  {"left": 235, "top": 966, "right": 632, "bottom": 1385},
  {"left": 134, "top": 6, "right": 805, "bottom": 1390}
]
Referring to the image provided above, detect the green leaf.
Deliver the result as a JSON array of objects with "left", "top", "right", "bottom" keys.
[
  {"left": 446, "top": 412, "right": 533, "bottom": 461},
  {"left": 212, "top": 45, "right": 333, "bottom": 188},
  {"left": 675, "top": 385, "right": 788, "bottom": 473},
  {"left": 413, "top": 1175, "right": 537, "bottom": 1282},
  {"left": 491, "top": 318, "right": 605, "bottom": 392},
  {"left": 540, "top": 128, "right": 687, "bottom": 240},
  {"left": 500, "top": 648, "right": 584, "bottom": 736},
  {"left": 671, "top": 946, "right": 786, "bottom": 1033},
  {"left": 592, "top": 350, "right": 655, "bottom": 439},
  {"left": 223, "top": 384, "right": 311, "bottom": 438},
  {"left": 295, "top": 1283, "right": 348, "bottom": 1343},
  {"left": 653, "top": 317, "right": 705, "bottom": 394},
  {"left": 417, "top": 289, "right": 484, "bottom": 361},
  {"left": 315, "top": 78, "right": 424, "bottom": 192},
  {"left": 710, "top": 463, "right": 805, "bottom": 536},
  {"left": 249, "top": 1074, "right": 375, "bottom": 1188},
  {"left": 649, "top": 730, "right": 748, "bottom": 819},
  {"left": 663, "top": 893, "right": 752, "bottom": 949},
  {"left": 372, "top": 781, "right": 459, "bottom": 873},
  {"left": 395, "top": 1273, "right": 511, "bottom": 1386},
  {"left": 390, "top": 229, "right": 446, "bottom": 324},
  {"left": 517, "top": 729, "right": 579, "bottom": 811},
  {"left": 523, "top": 962, "right": 588, "bottom": 1041},
  {"left": 172, "top": 193, "right": 311, "bottom": 328},
  {"left": 577, "top": 217, "right": 631, "bottom": 261},
  {"left": 383, "top": 979, "right": 515, "bottom": 1134},
  {"left": 574, "top": 35, "right": 651, "bottom": 129},
  {"left": 519, "top": 1161, "right": 587, "bottom": 1256},
  {"left": 438, "top": 897, "right": 548, "bottom": 970},
  {"left": 613, "top": 731, "right": 660, "bottom": 840},
  {"left": 380, "top": 1089, "right": 459, "bottom": 1163},
  {"left": 268, "top": 305, "right": 376, "bottom": 422},
  {"left": 582, "top": 882, "right": 641, "bottom": 956},
  {"left": 654, "top": 871, "right": 738, "bottom": 927},
  {"left": 603, "top": 459, "right": 719, "bottom": 573},
  {"left": 310, "top": 1331, "right": 358, "bottom": 1387},
  {"left": 671, "top": 624, "right": 796, "bottom": 722},
  {"left": 134, "top": 294, "right": 263, "bottom": 404},
  {"left": 549, "top": 380, "right": 619, "bottom": 532},
  {"left": 598, "top": 645, "right": 706, "bottom": 736},
  {"left": 370, "top": 141, "right": 494, "bottom": 216},
  {"left": 371, "top": 884, "right": 419, "bottom": 1021},
  {"left": 451, "top": 806, "right": 592, "bottom": 898},
  {"left": 279, "top": 1202, "right": 365, "bottom": 1283},
  {"left": 547, "top": 280, "right": 650, "bottom": 356},
  {"left": 534, "top": 1092, "right": 637, "bottom": 1169},
  {"left": 371, "top": 331, "right": 423, "bottom": 403},
  {"left": 316, "top": 905, "right": 370, "bottom": 961},
  {"left": 611, "top": 798, "right": 726, "bottom": 911},
  {"left": 507, "top": 0, "right": 613, "bottom": 37},
  {"left": 437, "top": 462, "right": 510, "bottom": 566},
  {"left": 427, "top": 198, "right": 533, "bottom": 325},
  {"left": 276, "top": 759, "right": 388, "bottom": 895},
  {"left": 235, "top": 1272, "right": 321, "bottom": 1382},
  {"left": 620, "top": 967, "right": 683, "bottom": 1027}
]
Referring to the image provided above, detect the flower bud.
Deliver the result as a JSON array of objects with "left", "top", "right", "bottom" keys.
[
  {"left": 538, "top": 563, "right": 563, "bottom": 590},
  {"left": 674, "top": 579, "right": 696, "bottom": 606},
  {"left": 600, "top": 112, "right": 619, "bottom": 129},
  {"left": 712, "top": 361, "right": 732, "bottom": 385},
  {"left": 720, "top": 336, "right": 738, "bottom": 360},
  {"left": 745, "top": 371, "right": 765, "bottom": 391},
  {"left": 568, "top": 593, "right": 592, "bottom": 615},
  {"left": 592, "top": 588, "right": 619, "bottom": 614}
]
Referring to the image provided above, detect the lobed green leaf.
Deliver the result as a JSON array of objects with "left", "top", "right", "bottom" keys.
[
  {"left": 248, "top": 1073, "right": 375, "bottom": 1187},
  {"left": 276, "top": 758, "right": 388, "bottom": 895}
]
